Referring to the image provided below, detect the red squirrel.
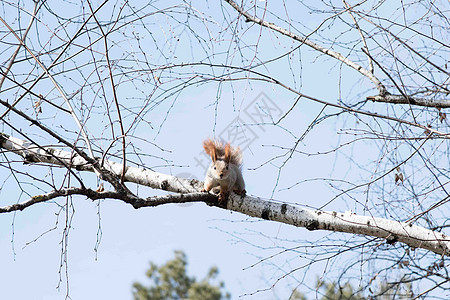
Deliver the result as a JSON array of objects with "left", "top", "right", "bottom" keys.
[{"left": 201, "top": 139, "right": 246, "bottom": 203}]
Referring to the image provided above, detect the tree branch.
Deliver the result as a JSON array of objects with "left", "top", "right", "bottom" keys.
[
  {"left": 0, "top": 188, "right": 125, "bottom": 213},
  {"left": 1, "top": 132, "right": 450, "bottom": 256},
  {"left": 367, "top": 94, "right": 450, "bottom": 108},
  {"left": 226, "top": 195, "right": 450, "bottom": 257},
  {"left": 343, "top": 0, "right": 374, "bottom": 75},
  {"left": 0, "top": 1, "right": 40, "bottom": 90},
  {"left": 224, "top": 0, "right": 387, "bottom": 95},
  {"left": 0, "top": 9, "right": 98, "bottom": 168},
  {"left": 0, "top": 132, "right": 203, "bottom": 193},
  {"left": 87, "top": 0, "right": 128, "bottom": 184},
  {"left": 225, "top": 0, "right": 450, "bottom": 109}
]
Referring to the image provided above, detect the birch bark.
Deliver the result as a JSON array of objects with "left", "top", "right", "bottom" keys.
[{"left": 1, "top": 132, "right": 449, "bottom": 256}]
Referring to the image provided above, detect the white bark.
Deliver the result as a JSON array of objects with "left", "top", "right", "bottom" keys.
[
  {"left": 0, "top": 132, "right": 202, "bottom": 193},
  {"left": 1, "top": 132, "right": 450, "bottom": 256},
  {"left": 227, "top": 196, "right": 450, "bottom": 256},
  {"left": 367, "top": 94, "right": 450, "bottom": 109}
]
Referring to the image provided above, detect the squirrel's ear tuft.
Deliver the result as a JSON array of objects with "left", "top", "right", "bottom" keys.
[
  {"left": 211, "top": 146, "right": 217, "bottom": 162},
  {"left": 203, "top": 138, "right": 217, "bottom": 162},
  {"left": 224, "top": 143, "right": 231, "bottom": 163}
]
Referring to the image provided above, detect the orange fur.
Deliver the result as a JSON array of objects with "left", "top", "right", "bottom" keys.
[{"left": 201, "top": 138, "right": 246, "bottom": 203}]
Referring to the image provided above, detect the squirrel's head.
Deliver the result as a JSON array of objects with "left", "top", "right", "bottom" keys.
[
  {"left": 212, "top": 159, "right": 230, "bottom": 180},
  {"left": 212, "top": 143, "right": 231, "bottom": 179}
]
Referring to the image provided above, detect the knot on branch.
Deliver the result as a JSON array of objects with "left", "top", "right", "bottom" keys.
[
  {"left": 386, "top": 235, "right": 398, "bottom": 245},
  {"left": 261, "top": 207, "right": 271, "bottom": 220},
  {"left": 160, "top": 180, "right": 169, "bottom": 190},
  {"left": 306, "top": 219, "right": 320, "bottom": 231}
]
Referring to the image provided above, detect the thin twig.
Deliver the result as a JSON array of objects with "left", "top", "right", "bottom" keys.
[
  {"left": 0, "top": 0, "right": 110, "bottom": 120},
  {"left": 224, "top": 0, "right": 387, "bottom": 95},
  {"left": 0, "top": 16, "right": 98, "bottom": 175},
  {"left": 0, "top": 1, "right": 41, "bottom": 90},
  {"left": 343, "top": 0, "right": 374, "bottom": 74},
  {"left": 87, "top": 0, "right": 128, "bottom": 183}
]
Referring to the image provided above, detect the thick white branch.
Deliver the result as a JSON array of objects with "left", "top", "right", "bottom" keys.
[
  {"left": 1, "top": 132, "right": 449, "bottom": 256},
  {"left": 227, "top": 195, "right": 450, "bottom": 256},
  {"left": 0, "top": 132, "right": 202, "bottom": 193},
  {"left": 367, "top": 94, "right": 450, "bottom": 108}
]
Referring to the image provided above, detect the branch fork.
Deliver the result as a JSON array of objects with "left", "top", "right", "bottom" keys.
[{"left": 1, "top": 133, "right": 450, "bottom": 256}]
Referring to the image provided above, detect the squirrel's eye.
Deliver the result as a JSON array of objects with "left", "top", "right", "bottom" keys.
[
  {"left": 214, "top": 166, "right": 216, "bottom": 170},
  {"left": 226, "top": 166, "right": 229, "bottom": 170}
]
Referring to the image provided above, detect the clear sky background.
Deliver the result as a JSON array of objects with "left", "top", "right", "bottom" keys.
[
  {"left": 0, "top": 0, "right": 387, "bottom": 299},
  {"left": 1, "top": 83, "right": 345, "bottom": 299}
]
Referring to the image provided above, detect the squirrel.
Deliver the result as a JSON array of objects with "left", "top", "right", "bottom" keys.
[{"left": 201, "top": 138, "right": 246, "bottom": 203}]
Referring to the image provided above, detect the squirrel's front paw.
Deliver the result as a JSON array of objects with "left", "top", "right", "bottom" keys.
[
  {"left": 218, "top": 192, "right": 229, "bottom": 204},
  {"left": 218, "top": 193, "right": 224, "bottom": 203},
  {"left": 234, "top": 189, "right": 246, "bottom": 197}
]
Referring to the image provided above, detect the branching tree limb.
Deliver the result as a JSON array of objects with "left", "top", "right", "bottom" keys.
[
  {"left": 366, "top": 94, "right": 450, "bottom": 108},
  {"left": 225, "top": 0, "right": 450, "bottom": 108},
  {"left": 0, "top": 1, "right": 449, "bottom": 298},
  {"left": 224, "top": 0, "right": 386, "bottom": 94},
  {"left": 0, "top": 15, "right": 98, "bottom": 163},
  {"left": 1, "top": 132, "right": 449, "bottom": 256}
]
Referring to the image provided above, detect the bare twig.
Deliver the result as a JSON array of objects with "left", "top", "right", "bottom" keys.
[
  {"left": 87, "top": 0, "right": 128, "bottom": 184},
  {"left": 224, "top": 0, "right": 387, "bottom": 95},
  {"left": 0, "top": 15, "right": 98, "bottom": 171},
  {"left": 0, "top": 0, "right": 110, "bottom": 121},
  {"left": 343, "top": 0, "right": 374, "bottom": 74},
  {"left": 0, "top": 1, "right": 41, "bottom": 90}
]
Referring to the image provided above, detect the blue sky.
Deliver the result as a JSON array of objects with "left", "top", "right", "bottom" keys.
[
  {"left": 0, "top": 0, "right": 424, "bottom": 299},
  {"left": 0, "top": 83, "right": 352, "bottom": 299}
]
